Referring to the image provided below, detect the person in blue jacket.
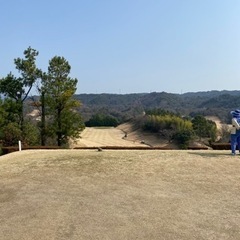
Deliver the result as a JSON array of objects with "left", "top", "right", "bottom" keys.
[{"left": 230, "top": 109, "right": 240, "bottom": 155}]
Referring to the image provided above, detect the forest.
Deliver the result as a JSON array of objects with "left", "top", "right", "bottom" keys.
[{"left": 76, "top": 91, "right": 240, "bottom": 124}]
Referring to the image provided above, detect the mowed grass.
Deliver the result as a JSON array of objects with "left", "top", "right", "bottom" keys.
[{"left": 0, "top": 149, "right": 240, "bottom": 240}]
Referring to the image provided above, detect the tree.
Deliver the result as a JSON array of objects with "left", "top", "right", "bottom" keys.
[
  {"left": 192, "top": 115, "right": 217, "bottom": 141},
  {"left": 85, "top": 114, "right": 119, "bottom": 127},
  {"left": 0, "top": 47, "right": 40, "bottom": 129},
  {"left": 44, "top": 56, "right": 84, "bottom": 146},
  {"left": 32, "top": 71, "right": 48, "bottom": 146},
  {"left": 173, "top": 129, "right": 193, "bottom": 149}
]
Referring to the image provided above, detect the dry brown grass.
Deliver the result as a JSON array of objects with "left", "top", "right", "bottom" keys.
[
  {"left": 0, "top": 149, "right": 240, "bottom": 240},
  {"left": 71, "top": 124, "right": 177, "bottom": 148},
  {"left": 71, "top": 126, "right": 147, "bottom": 147}
]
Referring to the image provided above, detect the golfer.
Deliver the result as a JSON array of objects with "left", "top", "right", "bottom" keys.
[{"left": 230, "top": 109, "right": 240, "bottom": 155}]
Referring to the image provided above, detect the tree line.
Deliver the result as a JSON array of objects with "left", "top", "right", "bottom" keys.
[
  {"left": 0, "top": 47, "right": 84, "bottom": 147},
  {"left": 141, "top": 109, "right": 217, "bottom": 149}
]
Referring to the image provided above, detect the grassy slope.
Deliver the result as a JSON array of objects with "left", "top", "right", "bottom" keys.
[{"left": 0, "top": 149, "right": 240, "bottom": 240}]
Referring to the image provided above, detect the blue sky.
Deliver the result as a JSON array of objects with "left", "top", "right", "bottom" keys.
[{"left": 1, "top": 0, "right": 239, "bottom": 94}]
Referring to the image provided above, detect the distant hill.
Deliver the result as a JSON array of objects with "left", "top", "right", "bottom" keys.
[{"left": 74, "top": 90, "right": 240, "bottom": 124}]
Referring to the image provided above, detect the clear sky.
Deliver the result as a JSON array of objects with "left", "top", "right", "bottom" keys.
[{"left": 1, "top": 0, "right": 239, "bottom": 94}]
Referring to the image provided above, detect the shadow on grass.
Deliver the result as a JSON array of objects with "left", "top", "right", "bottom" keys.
[{"left": 188, "top": 151, "right": 232, "bottom": 158}]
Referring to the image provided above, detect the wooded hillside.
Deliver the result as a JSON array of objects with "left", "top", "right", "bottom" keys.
[{"left": 75, "top": 90, "right": 240, "bottom": 124}]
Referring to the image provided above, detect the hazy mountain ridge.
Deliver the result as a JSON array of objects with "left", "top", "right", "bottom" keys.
[{"left": 75, "top": 90, "right": 240, "bottom": 123}]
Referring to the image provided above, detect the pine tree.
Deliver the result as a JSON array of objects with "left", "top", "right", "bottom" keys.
[{"left": 44, "top": 56, "right": 84, "bottom": 146}]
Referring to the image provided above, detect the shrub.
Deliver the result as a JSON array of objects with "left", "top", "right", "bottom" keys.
[
  {"left": 192, "top": 115, "right": 217, "bottom": 141},
  {"left": 2, "top": 122, "right": 22, "bottom": 146},
  {"left": 22, "top": 121, "right": 40, "bottom": 145},
  {"left": 173, "top": 129, "right": 194, "bottom": 149}
]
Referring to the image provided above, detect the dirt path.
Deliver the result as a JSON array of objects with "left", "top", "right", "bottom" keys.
[{"left": 0, "top": 149, "right": 240, "bottom": 240}]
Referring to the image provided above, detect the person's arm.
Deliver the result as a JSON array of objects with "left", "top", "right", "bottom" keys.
[{"left": 232, "top": 118, "right": 240, "bottom": 129}]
